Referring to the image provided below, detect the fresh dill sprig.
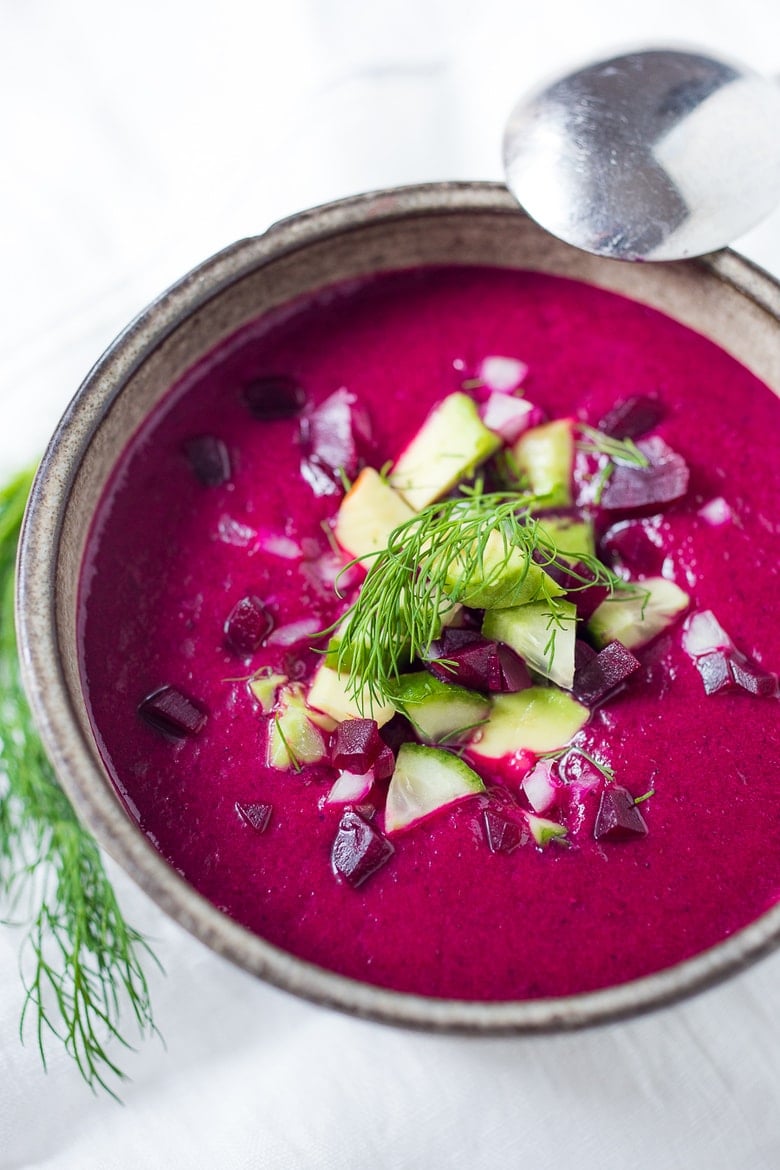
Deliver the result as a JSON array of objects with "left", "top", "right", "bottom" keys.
[
  {"left": 0, "top": 467, "right": 160, "bottom": 1098},
  {"left": 335, "top": 487, "right": 624, "bottom": 707},
  {"left": 577, "top": 424, "right": 650, "bottom": 468}
]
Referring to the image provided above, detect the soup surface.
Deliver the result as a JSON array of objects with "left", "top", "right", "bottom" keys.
[{"left": 79, "top": 266, "right": 780, "bottom": 1000}]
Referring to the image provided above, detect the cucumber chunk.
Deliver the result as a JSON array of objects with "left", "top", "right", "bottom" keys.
[
  {"left": 306, "top": 663, "right": 396, "bottom": 727},
  {"left": 388, "top": 671, "right": 490, "bottom": 743},
  {"left": 267, "top": 699, "right": 327, "bottom": 770},
  {"left": 334, "top": 467, "right": 416, "bottom": 559},
  {"left": 468, "top": 687, "right": 589, "bottom": 759},
  {"left": 389, "top": 393, "right": 501, "bottom": 511},
  {"left": 482, "top": 600, "right": 578, "bottom": 689},
  {"left": 587, "top": 577, "right": 690, "bottom": 650},
  {"left": 440, "top": 529, "right": 565, "bottom": 610},
  {"left": 537, "top": 515, "right": 595, "bottom": 560},
  {"left": 513, "top": 419, "right": 574, "bottom": 507},
  {"left": 385, "top": 743, "right": 485, "bottom": 833}
]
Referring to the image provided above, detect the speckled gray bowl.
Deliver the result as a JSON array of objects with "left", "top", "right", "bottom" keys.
[{"left": 16, "top": 182, "right": 780, "bottom": 1032}]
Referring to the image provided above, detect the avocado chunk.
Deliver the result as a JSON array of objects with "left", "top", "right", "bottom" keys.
[
  {"left": 482, "top": 599, "right": 578, "bottom": 689},
  {"left": 587, "top": 577, "right": 690, "bottom": 650},
  {"left": 513, "top": 419, "right": 575, "bottom": 507},
  {"left": 468, "top": 687, "right": 589, "bottom": 759},
  {"left": 385, "top": 742, "right": 485, "bottom": 833},
  {"left": 389, "top": 393, "right": 501, "bottom": 511},
  {"left": 388, "top": 671, "right": 491, "bottom": 743}
]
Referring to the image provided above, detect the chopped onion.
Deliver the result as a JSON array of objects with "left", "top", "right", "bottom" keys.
[
  {"left": 698, "top": 497, "right": 733, "bottom": 526},
  {"left": 480, "top": 393, "right": 536, "bottom": 443},
  {"left": 478, "top": 355, "right": 528, "bottom": 394},
  {"left": 522, "top": 761, "right": 558, "bottom": 813},
  {"left": 326, "top": 770, "right": 375, "bottom": 804},
  {"left": 682, "top": 610, "right": 734, "bottom": 659},
  {"left": 217, "top": 515, "right": 256, "bottom": 548},
  {"left": 266, "top": 617, "right": 321, "bottom": 647},
  {"left": 256, "top": 531, "right": 302, "bottom": 559}
]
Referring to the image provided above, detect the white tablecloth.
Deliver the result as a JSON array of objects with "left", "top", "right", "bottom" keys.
[{"left": 3, "top": 2, "right": 780, "bottom": 1166}]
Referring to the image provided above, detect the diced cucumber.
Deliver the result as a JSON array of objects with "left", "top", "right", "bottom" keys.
[
  {"left": 468, "top": 687, "right": 589, "bottom": 759},
  {"left": 389, "top": 393, "right": 501, "bottom": 511},
  {"left": 587, "top": 577, "right": 690, "bottom": 650},
  {"left": 306, "top": 662, "right": 396, "bottom": 727},
  {"left": 527, "top": 813, "right": 568, "bottom": 847},
  {"left": 248, "top": 670, "right": 288, "bottom": 713},
  {"left": 385, "top": 742, "right": 485, "bottom": 833},
  {"left": 513, "top": 419, "right": 574, "bottom": 507},
  {"left": 482, "top": 600, "right": 578, "bottom": 689},
  {"left": 537, "top": 515, "right": 595, "bottom": 560},
  {"left": 387, "top": 671, "right": 490, "bottom": 743},
  {"left": 334, "top": 467, "right": 416, "bottom": 559},
  {"left": 267, "top": 701, "right": 327, "bottom": 770},
  {"left": 440, "top": 529, "right": 565, "bottom": 610}
]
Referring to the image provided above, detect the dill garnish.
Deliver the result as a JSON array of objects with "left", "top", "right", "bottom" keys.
[
  {"left": 335, "top": 486, "right": 623, "bottom": 707},
  {"left": 0, "top": 467, "right": 160, "bottom": 1098},
  {"left": 577, "top": 424, "right": 650, "bottom": 468}
]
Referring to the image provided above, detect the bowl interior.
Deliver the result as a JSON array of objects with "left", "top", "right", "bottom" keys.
[{"left": 19, "top": 182, "right": 780, "bottom": 1032}]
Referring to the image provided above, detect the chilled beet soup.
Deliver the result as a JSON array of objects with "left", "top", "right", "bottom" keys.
[{"left": 79, "top": 266, "right": 780, "bottom": 1002}]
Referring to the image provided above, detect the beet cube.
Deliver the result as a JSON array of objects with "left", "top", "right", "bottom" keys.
[
  {"left": 496, "top": 643, "right": 532, "bottom": 693},
  {"left": 183, "top": 435, "right": 232, "bottom": 486},
  {"left": 572, "top": 640, "right": 641, "bottom": 706},
  {"left": 243, "top": 375, "right": 307, "bottom": 420},
  {"left": 729, "top": 653, "right": 779, "bottom": 698},
  {"left": 696, "top": 650, "right": 734, "bottom": 695},
  {"left": 224, "top": 595, "right": 274, "bottom": 656},
  {"left": 594, "top": 786, "right": 648, "bottom": 842},
  {"left": 483, "top": 807, "right": 523, "bottom": 854},
  {"left": 601, "top": 437, "right": 689, "bottom": 511},
  {"left": 331, "top": 719, "right": 383, "bottom": 773},
  {"left": 138, "top": 686, "right": 207, "bottom": 738},
  {"left": 235, "top": 801, "right": 273, "bottom": 833},
  {"left": 598, "top": 396, "right": 665, "bottom": 440},
  {"left": 373, "top": 744, "right": 396, "bottom": 782},
  {"left": 600, "top": 521, "right": 666, "bottom": 576},
  {"left": 574, "top": 639, "right": 598, "bottom": 673},
  {"left": 331, "top": 810, "right": 394, "bottom": 887},
  {"left": 539, "top": 556, "right": 610, "bottom": 620}
]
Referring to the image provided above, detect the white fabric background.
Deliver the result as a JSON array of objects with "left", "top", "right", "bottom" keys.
[{"left": 2, "top": 1, "right": 780, "bottom": 1165}]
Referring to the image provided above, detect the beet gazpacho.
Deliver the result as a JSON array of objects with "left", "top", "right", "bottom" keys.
[{"left": 78, "top": 266, "right": 780, "bottom": 1002}]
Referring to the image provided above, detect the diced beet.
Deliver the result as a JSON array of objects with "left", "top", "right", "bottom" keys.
[
  {"left": 224, "top": 595, "right": 274, "bottom": 656},
  {"left": 540, "top": 556, "right": 610, "bottom": 619},
  {"left": 594, "top": 786, "right": 649, "bottom": 842},
  {"left": 600, "top": 521, "right": 666, "bottom": 575},
  {"left": 235, "top": 801, "right": 273, "bottom": 833},
  {"left": 574, "top": 639, "right": 598, "bottom": 673},
  {"left": 243, "top": 375, "right": 307, "bottom": 420},
  {"left": 598, "top": 396, "right": 665, "bottom": 439},
  {"left": 138, "top": 685, "right": 207, "bottom": 738},
  {"left": 331, "top": 718, "right": 383, "bottom": 773},
  {"left": 331, "top": 810, "right": 394, "bottom": 887},
  {"left": 183, "top": 435, "right": 232, "bottom": 486},
  {"left": 497, "top": 643, "right": 532, "bottom": 693},
  {"left": 379, "top": 713, "right": 418, "bottom": 755},
  {"left": 573, "top": 640, "right": 641, "bottom": 706},
  {"left": 427, "top": 627, "right": 485, "bottom": 658},
  {"left": 483, "top": 807, "right": 522, "bottom": 854},
  {"left": 729, "top": 653, "right": 779, "bottom": 698},
  {"left": 601, "top": 437, "right": 689, "bottom": 511},
  {"left": 373, "top": 744, "right": 396, "bottom": 782}
]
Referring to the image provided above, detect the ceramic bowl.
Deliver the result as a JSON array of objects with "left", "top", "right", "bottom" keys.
[{"left": 16, "top": 182, "right": 780, "bottom": 1032}]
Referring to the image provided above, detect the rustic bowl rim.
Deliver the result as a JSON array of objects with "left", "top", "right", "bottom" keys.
[{"left": 16, "top": 180, "right": 780, "bottom": 1034}]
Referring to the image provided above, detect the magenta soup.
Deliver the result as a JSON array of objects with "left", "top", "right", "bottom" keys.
[{"left": 78, "top": 266, "right": 780, "bottom": 1002}]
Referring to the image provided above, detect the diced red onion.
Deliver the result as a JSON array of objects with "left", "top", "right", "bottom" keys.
[
  {"left": 256, "top": 530, "right": 302, "bottom": 559},
  {"left": 477, "top": 355, "right": 529, "bottom": 393},
  {"left": 265, "top": 617, "right": 321, "bottom": 647},
  {"left": 217, "top": 515, "right": 257, "bottom": 548},
  {"left": 480, "top": 394, "right": 536, "bottom": 442},
  {"left": 326, "top": 771, "right": 375, "bottom": 804},
  {"left": 698, "top": 497, "right": 733, "bottom": 526},
  {"left": 522, "top": 761, "right": 558, "bottom": 813},
  {"left": 682, "top": 610, "right": 734, "bottom": 659}
]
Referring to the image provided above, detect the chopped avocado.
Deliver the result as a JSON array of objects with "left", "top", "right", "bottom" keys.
[
  {"left": 334, "top": 467, "right": 416, "bottom": 559},
  {"left": 267, "top": 700, "right": 327, "bottom": 770},
  {"left": 387, "top": 671, "right": 490, "bottom": 743},
  {"left": 439, "top": 529, "right": 565, "bottom": 609},
  {"left": 537, "top": 515, "right": 595, "bottom": 560},
  {"left": 306, "top": 662, "right": 396, "bottom": 727},
  {"left": 468, "top": 687, "right": 589, "bottom": 759},
  {"left": 513, "top": 419, "right": 574, "bottom": 507},
  {"left": 527, "top": 813, "right": 568, "bottom": 847},
  {"left": 587, "top": 577, "right": 690, "bottom": 650},
  {"left": 389, "top": 393, "right": 501, "bottom": 511},
  {"left": 248, "top": 670, "right": 288, "bottom": 713},
  {"left": 385, "top": 742, "right": 485, "bottom": 833},
  {"left": 482, "top": 599, "right": 578, "bottom": 689}
]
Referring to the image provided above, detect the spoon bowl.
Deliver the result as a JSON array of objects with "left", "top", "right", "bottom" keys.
[{"left": 503, "top": 48, "right": 780, "bottom": 261}]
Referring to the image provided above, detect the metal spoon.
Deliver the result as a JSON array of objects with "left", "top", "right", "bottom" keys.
[{"left": 503, "top": 47, "right": 780, "bottom": 261}]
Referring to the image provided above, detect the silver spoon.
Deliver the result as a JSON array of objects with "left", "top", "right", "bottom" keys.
[{"left": 503, "top": 47, "right": 780, "bottom": 262}]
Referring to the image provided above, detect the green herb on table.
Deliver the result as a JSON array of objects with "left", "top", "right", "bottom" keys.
[{"left": 0, "top": 467, "right": 160, "bottom": 1098}]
